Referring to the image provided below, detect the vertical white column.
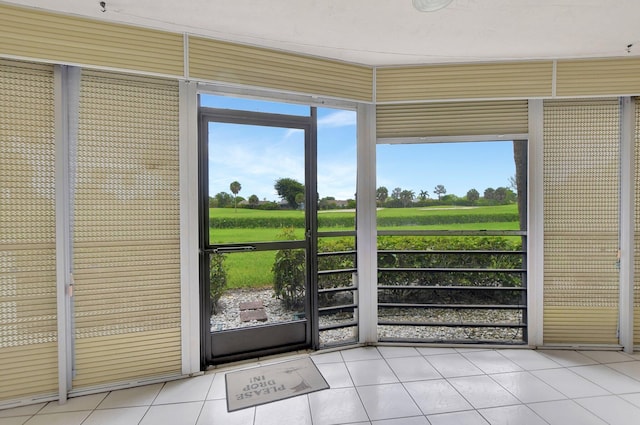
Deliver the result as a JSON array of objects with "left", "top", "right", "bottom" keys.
[
  {"left": 356, "top": 103, "right": 377, "bottom": 344},
  {"left": 54, "top": 65, "right": 69, "bottom": 404},
  {"left": 55, "top": 65, "right": 79, "bottom": 402},
  {"left": 619, "top": 97, "right": 635, "bottom": 353},
  {"left": 179, "top": 80, "right": 201, "bottom": 374},
  {"left": 527, "top": 99, "right": 544, "bottom": 347}
]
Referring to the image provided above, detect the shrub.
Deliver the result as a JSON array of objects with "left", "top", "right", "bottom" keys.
[
  {"left": 272, "top": 228, "right": 306, "bottom": 309},
  {"left": 209, "top": 253, "right": 227, "bottom": 314},
  {"left": 376, "top": 236, "right": 524, "bottom": 305},
  {"left": 376, "top": 213, "right": 518, "bottom": 227},
  {"left": 317, "top": 237, "right": 356, "bottom": 290},
  {"left": 209, "top": 212, "right": 515, "bottom": 229},
  {"left": 211, "top": 216, "right": 305, "bottom": 229}
]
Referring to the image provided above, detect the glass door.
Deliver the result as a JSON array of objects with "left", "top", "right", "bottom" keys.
[{"left": 199, "top": 105, "right": 317, "bottom": 364}]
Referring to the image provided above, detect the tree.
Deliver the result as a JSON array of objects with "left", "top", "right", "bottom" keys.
[
  {"left": 466, "top": 188, "right": 480, "bottom": 204},
  {"left": 319, "top": 196, "right": 337, "bottom": 210},
  {"left": 494, "top": 187, "right": 508, "bottom": 202},
  {"left": 492, "top": 187, "right": 516, "bottom": 204},
  {"left": 229, "top": 181, "right": 241, "bottom": 211},
  {"left": 484, "top": 187, "right": 496, "bottom": 200},
  {"left": 441, "top": 194, "right": 459, "bottom": 203},
  {"left": 391, "top": 187, "right": 402, "bottom": 200},
  {"left": 400, "top": 190, "right": 415, "bottom": 207},
  {"left": 418, "top": 190, "right": 430, "bottom": 201},
  {"left": 433, "top": 184, "right": 447, "bottom": 200},
  {"left": 214, "top": 191, "right": 232, "bottom": 208},
  {"left": 274, "top": 177, "right": 304, "bottom": 209},
  {"left": 294, "top": 192, "right": 305, "bottom": 210},
  {"left": 248, "top": 194, "right": 260, "bottom": 207},
  {"left": 376, "top": 186, "right": 388, "bottom": 205}
]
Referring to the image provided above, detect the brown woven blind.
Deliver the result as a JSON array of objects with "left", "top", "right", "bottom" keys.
[
  {"left": 556, "top": 58, "right": 640, "bottom": 97},
  {"left": 376, "top": 100, "right": 528, "bottom": 139},
  {"left": 72, "top": 70, "right": 182, "bottom": 388},
  {"left": 188, "top": 36, "right": 373, "bottom": 102},
  {"left": 543, "top": 99, "right": 620, "bottom": 345},
  {"left": 0, "top": 59, "right": 58, "bottom": 402},
  {"left": 376, "top": 61, "right": 552, "bottom": 102},
  {"left": 0, "top": 4, "right": 184, "bottom": 77}
]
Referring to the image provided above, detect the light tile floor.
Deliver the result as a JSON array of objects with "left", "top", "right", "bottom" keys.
[{"left": 2, "top": 347, "right": 640, "bottom": 425}]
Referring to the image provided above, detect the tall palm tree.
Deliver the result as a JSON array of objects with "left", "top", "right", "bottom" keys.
[
  {"left": 400, "top": 190, "right": 415, "bottom": 207},
  {"left": 230, "top": 181, "right": 241, "bottom": 212}
]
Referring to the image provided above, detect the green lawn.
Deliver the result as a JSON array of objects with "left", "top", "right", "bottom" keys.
[
  {"left": 211, "top": 220, "right": 520, "bottom": 244},
  {"left": 212, "top": 208, "right": 305, "bottom": 219},
  {"left": 210, "top": 204, "right": 517, "bottom": 221},
  {"left": 377, "top": 204, "right": 517, "bottom": 218},
  {"left": 222, "top": 251, "right": 276, "bottom": 289},
  {"left": 210, "top": 204, "right": 520, "bottom": 243},
  {"left": 210, "top": 205, "right": 522, "bottom": 289}
]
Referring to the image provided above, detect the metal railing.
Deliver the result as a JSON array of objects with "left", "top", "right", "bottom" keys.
[
  {"left": 317, "top": 247, "right": 358, "bottom": 347},
  {"left": 377, "top": 230, "right": 527, "bottom": 345}
]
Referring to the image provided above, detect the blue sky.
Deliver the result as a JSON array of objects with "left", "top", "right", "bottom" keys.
[
  {"left": 203, "top": 95, "right": 515, "bottom": 202},
  {"left": 377, "top": 141, "right": 516, "bottom": 199}
]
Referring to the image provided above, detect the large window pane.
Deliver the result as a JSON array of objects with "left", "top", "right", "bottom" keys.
[
  {"left": 376, "top": 140, "right": 527, "bottom": 344},
  {"left": 208, "top": 122, "right": 306, "bottom": 244},
  {"left": 317, "top": 107, "right": 357, "bottom": 231},
  {"left": 317, "top": 107, "right": 358, "bottom": 347},
  {"left": 376, "top": 141, "right": 523, "bottom": 229}
]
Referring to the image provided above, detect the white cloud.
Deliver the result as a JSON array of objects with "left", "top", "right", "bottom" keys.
[
  {"left": 207, "top": 113, "right": 356, "bottom": 200},
  {"left": 318, "top": 110, "right": 356, "bottom": 128},
  {"left": 284, "top": 128, "right": 304, "bottom": 139},
  {"left": 209, "top": 135, "right": 304, "bottom": 200},
  {"left": 317, "top": 161, "right": 357, "bottom": 200}
]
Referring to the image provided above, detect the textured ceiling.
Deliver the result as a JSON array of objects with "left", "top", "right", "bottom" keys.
[{"left": 4, "top": 0, "right": 640, "bottom": 66}]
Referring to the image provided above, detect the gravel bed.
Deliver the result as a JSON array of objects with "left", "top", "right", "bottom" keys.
[
  {"left": 211, "top": 288, "right": 525, "bottom": 344},
  {"left": 211, "top": 288, "right": 294, "bottom": 331}
]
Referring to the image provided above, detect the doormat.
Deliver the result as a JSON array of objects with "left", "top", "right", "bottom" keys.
[{"left": 225, "top": 357, "right": 329, "bottom": 412}]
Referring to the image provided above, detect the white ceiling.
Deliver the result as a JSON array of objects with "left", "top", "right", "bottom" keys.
[{"left": 5, "top": 0, "right": 640, "bottom": 66}]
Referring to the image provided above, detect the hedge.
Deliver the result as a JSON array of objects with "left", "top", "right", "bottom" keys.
[{"left": 209, "top": 213, "right": 518, "bottom": 229}]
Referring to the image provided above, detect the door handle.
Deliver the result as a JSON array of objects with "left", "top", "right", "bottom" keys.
[{"left": 213, "top": 246, "right": 256, "bottom": 253}]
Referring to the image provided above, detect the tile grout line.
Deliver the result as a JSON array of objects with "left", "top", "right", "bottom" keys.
[
  {"left": 304, "top": 393, "right": 314, "bottom": 425},
  {"left": 193, "top": 374, "right": 217, "bottom": 425},
  {"left": 135, "top": 381, "right": 167, "bottom": 425},
  {"left": 378, "top": 346, "right": 432, "bottom": 422},
  {"left": 432, "top": 349, "right": 537, "bottom": 420},
  {"left": 348, "top": 348, "right": 374, "bottom": 424},
  {"left": 477, "top": 351, "right": 555, "bottom": 425}
]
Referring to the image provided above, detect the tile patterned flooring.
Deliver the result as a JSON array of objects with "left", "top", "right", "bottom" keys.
[{"left": 2, "top": 347, "right": 640, "bottom": 425}]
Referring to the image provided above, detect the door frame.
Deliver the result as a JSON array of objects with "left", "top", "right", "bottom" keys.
[{"left": 198, "top": 106, "right": 318, "bottom": 365}]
